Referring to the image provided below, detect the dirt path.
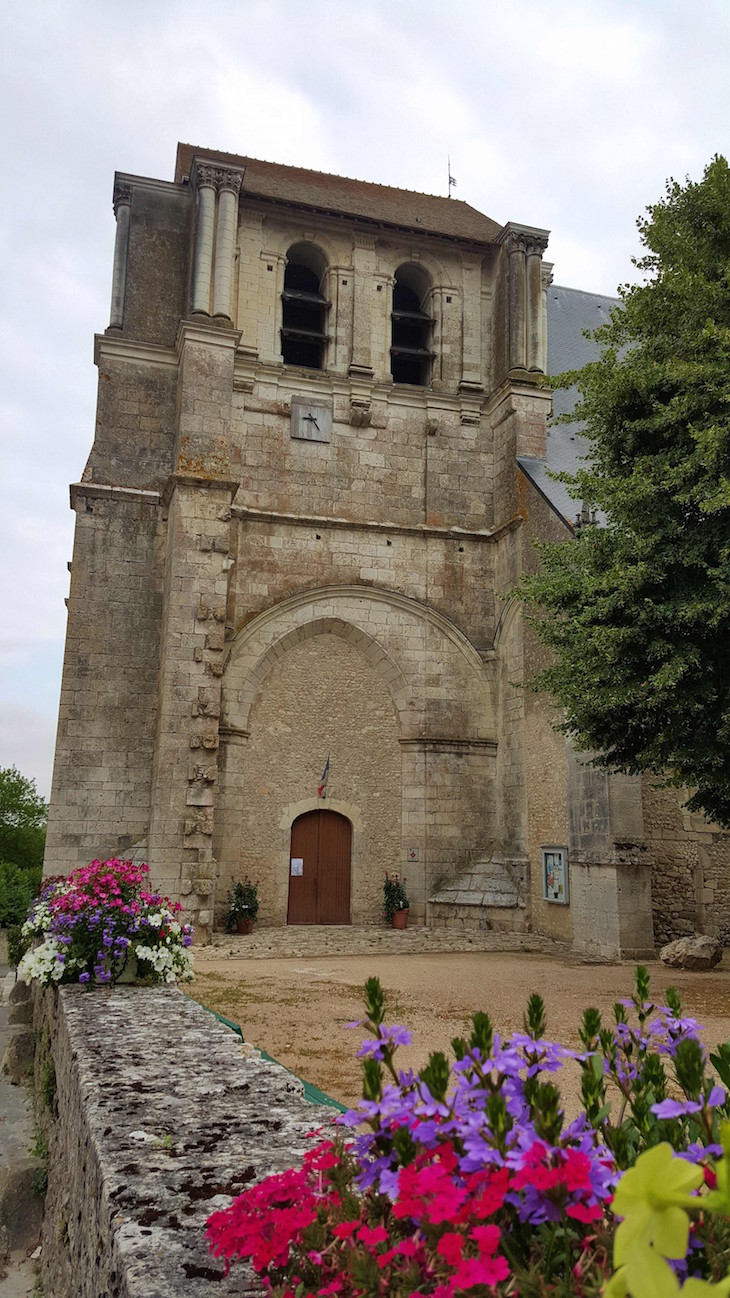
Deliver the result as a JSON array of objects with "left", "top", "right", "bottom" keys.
[{"left": 189, "top": 951, "right": 730, "bottom": 1111}]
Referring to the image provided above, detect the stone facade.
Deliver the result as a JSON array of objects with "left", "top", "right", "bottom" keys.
[{"left": 43, "top": 145, "right": 730, "bottom": 953}]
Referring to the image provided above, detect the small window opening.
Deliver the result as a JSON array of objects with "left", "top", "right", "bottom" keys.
[
  {"left": 281, "top": 244, "right": 329, "bottom": 369},
  {"left": 391, "top": 265, "right": 432, "bottom": 386}
]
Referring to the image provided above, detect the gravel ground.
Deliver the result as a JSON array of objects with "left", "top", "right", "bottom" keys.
[{"left": 189, "top": 950, "right": 730, "bottom": 1111}]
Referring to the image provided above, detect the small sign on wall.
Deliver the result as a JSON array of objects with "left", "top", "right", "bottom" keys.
[
  {"left": 542, "top": 847, "right": 569, "bottom": 905},
  {"left": 290, "top": 857, "right": 303, "bottom": 876}
]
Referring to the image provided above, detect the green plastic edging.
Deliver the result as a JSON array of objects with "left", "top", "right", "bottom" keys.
[{"left": 186, "top": 995, "right": 347, "bottom": 1113}]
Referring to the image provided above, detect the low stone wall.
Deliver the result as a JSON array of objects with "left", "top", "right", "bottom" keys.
[{"left": 34, "top": 984, "right": 333, "bottom": 1297}]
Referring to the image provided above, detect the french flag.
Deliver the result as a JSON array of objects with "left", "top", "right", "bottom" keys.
[{"left": 318, "top": 753, "right": 330, "bottom": 798}]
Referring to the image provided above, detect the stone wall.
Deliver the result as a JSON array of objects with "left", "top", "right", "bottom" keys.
[
  {"left": 34, "top": 983, "right": 333, "bottom": 1298},
  {"left": 643, "top": 779, "right": 730, "bottom": 946},
  {"left": 44, "top": 489, "right": 164, "bottom": 872}
]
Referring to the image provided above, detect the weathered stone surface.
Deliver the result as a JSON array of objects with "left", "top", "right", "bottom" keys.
[
  {"left": 0, "top": 1158, "right": 45, "bottom": 1254},
  {"left": 8, "top": 979, "right": 32, "bottom": 1006},
  {"left": 1, "top": 1026, "right": 35, "bottom": 1085},
  {"left": 660, "top": 935, "right": 723, "bottom": 971},
  {"left": 8, "top": 998, "right": 33, "bottom": 1026},
  {"left": 36, "top": 983, "right": 333, "bottom": 1298}
]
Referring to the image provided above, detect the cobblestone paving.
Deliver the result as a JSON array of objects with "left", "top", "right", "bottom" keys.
[{"left": 206, "top": 924, "right": 573, "bottom": 960}]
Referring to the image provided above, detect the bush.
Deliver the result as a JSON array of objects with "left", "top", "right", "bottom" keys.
[{"left": 0, "top": 859, "right": 41, "bottom": 928}]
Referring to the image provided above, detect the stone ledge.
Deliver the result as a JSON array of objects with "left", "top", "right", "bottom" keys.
[{"left": 35, "top": 984, "right": 333, "bottom": 1298}]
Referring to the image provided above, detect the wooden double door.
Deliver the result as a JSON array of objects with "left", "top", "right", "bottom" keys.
[{"left": 287, "top": 809, "right": 351, "bottom": 925}]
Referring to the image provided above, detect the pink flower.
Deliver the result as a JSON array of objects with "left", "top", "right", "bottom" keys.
[
  {"left": 452, "top": 1255, "right": 510, "bottom": 1287},
  {"left": 332, "top": 1221, "right": 358, "bottom": 1240},
  {"left": 436, "top": 1232, "right": 464, "bottom": 1266},
  {"left": 357, "top": 1224, "right": 389, "bottom": 1247}
]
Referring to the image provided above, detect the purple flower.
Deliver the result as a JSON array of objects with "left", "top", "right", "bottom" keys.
[
  {"left": 707, "top": 1086, "right": 726, "bottom": 1108},
  {"left": 78, "top": 972, "right": 90, "bottom": 984},
  {"left": 356, "top": 1025, "right": 412, "bottom": 1059},
  {"left": 679, "top": 1142, "right": 724, "bottom": 1163},
  {"left": 651, "top": 1097, "right": 702, "bottom": 1119}
]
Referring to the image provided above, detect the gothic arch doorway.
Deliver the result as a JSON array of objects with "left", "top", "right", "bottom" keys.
[{"left": 287, "top": 809, "right": 351, "bottom": 925}]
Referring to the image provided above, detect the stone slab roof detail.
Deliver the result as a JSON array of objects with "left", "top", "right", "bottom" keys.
[
  {"left": 175, "top": 143, "right": 503, "bottom": 244},
  {"left": 518, "top": 284, "right": 620, "bottom": 524}
]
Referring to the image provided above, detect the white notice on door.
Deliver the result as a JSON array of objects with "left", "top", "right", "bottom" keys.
[{"left": 290, "top": 857, "right": 303, "bottom": 876}]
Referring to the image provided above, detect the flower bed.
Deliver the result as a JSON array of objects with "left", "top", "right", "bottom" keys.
[
  {"left": 208, "top": 968, "right": 730, "bottom": 1296},
  {"left": 18, "top": 858, "right": 194, "bottom": 987}
]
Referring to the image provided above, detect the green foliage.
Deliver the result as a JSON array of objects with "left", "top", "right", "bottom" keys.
[
  {"left": 40, "top": 1059, "right": 56, "bottom": 1112},
  {"left": 518, "top": 156, "right": 730, "bottom": 826},
  {"left": 0, "top": 859, "right": 41, "bottom": 928},
  {"left": 0, "top": 766, "right": 47, "bottom": 871},
  {"left": 225, "top": 876, "right": 259, "bottom": 929},
  {"left": 30, "top": 1126, "right": 49, "bottom": 1198},
  {"left": 382, "top": 872, "right": 409, "bottom": 921},
  {"left": 6, "top": 922, "right": 26, "bottom": 968}
]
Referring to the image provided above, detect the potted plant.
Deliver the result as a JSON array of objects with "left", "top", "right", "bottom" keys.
[
  {"left": 383, "top": 872, "right": 409, "bottom": 929},
  {"left": 16, "top": 859, "right": 194, "bottom": 988},
  {"left": 226, "top": 877, "right": 259, "bottom": 934}
]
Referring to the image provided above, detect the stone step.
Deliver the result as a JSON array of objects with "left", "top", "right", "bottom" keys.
[{"left": 205, "top": 924, "right": 564, "bottom": 960}]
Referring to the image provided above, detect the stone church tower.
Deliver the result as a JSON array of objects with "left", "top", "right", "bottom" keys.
[{"left": 47, "top": 144, "right": 682, "bottom": 954}]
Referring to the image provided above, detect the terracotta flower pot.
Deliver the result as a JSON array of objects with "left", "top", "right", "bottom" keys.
[
  {"left": 391, "top": 909, "right": 409, "bottom": 930},
  {"left": 236, "top": 917, "right": 255, "bottom": 935}
]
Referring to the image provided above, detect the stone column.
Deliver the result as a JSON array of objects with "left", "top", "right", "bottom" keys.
[
  {"left": 325, "top": 264, "right": 352, "bottom": 373},
  {"left": 459, "top": 253, "right": 483, "bottom": 392},
  {"left": 373, "top": 273, "right": 395, "bottom": 380},
  {"left": 349, "top": 233, "right": 376, "bottom": 379},
  {"left": 498, "top": 223, "right": 550, "bottom": 376},
  {"left": 526, "top": 236, "right": 548, "bottom": 372},
  {"left": 212, "top": 169, "right": 244, "bottom": 322},
  {"left": 541, "top": 262, "right": 554, "bottom": 375},
  {"left": 109, "top": 181, "right": 132, "bottom": 330},
  {"left": 507, "top": 232, "right": 527, "bottom": 372},
  {"left": 146, "top": 321, "right": 242, "bottom": 939},
  {"left": 190, "top": 164, "right": 217, "bottom": 316}
]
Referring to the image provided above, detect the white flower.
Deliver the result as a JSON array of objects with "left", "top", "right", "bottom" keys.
[{"left": 18, "top": 938, "right": 66, "bottom": 985}]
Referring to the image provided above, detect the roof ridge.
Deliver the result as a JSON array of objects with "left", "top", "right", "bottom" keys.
[
  {"left": 177, "top": 142, "right": 482, "bottom": 208},
  {"left": 551, "top": 283, "right": 621, "bottom": 302}
]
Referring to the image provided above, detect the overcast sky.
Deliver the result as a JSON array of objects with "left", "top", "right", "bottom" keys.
[{"left": 1, "top": 0, "right": 729, "bottom": 798}]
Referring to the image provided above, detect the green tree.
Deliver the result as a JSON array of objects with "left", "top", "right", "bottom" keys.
[
  {"left": 519, "top": 156, "right": 730, "bottom": 826},
  {"left": 0, "top": 765, "right": 47, "bottom": 871}
]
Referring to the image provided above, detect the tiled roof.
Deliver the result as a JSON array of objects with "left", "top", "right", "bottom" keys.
[
  {"left": 518, "top": 284, "right": 621, "bottom": 525},
  {"left": 175, "top": 144, "right": 503, "bottom": 244}
]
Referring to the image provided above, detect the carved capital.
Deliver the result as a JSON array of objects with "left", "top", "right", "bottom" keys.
[
  {"left": 461, "top": 252, "right": 483, "bottom": 271},
  {"left": 215, "top": 167, "right": 244, "bottom": 196},
  {"left": 504, "top": 231, "right": 528, "bottom": 257},
  {"left": 194, "top": 162, "right": 219, "bottom": 190},
  {"left": 525, "top": 233, "right": 549, "bottom": 258},
  {"left": 541, "top": 262, "right": 554, "bottom": 290},
  {"left": 113, "top": 181, "right": 132, "bottom": 215},
  {"left": 352, "top": 231, "right": 377, "bottom": 251}
]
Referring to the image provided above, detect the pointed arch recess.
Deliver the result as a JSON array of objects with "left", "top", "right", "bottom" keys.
[{"left": 221, "top": 584, "right": 493, "bottom": 738}]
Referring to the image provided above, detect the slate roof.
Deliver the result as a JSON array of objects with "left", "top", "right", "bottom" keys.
[
  {"left": 175, "top": 144, "right": 503, "bottom": 245},
  {"left": 518, "top": 284, "right": 620, "bottom": 526}
]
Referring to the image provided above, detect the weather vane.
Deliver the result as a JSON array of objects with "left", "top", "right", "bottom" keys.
[{"left": 448, "top": 156, "right": 457, "bottom": 198}]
